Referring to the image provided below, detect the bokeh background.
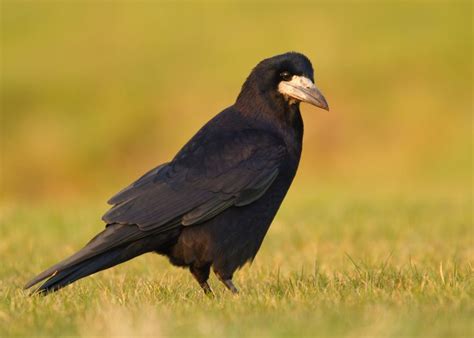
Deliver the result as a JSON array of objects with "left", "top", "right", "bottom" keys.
[
  {"left": 0, "top": 1, "right": 472, "bottom": 337},
  {"left": 2, "top": 1, "right": 471, "bottom": 203}
]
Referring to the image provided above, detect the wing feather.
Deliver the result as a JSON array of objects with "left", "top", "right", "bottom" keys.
[{"left": 102, "top": 130, "right": 286, "bottom": 231}]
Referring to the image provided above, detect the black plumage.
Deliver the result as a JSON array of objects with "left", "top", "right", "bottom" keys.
[{"left": 25, "top": 52, "right": 328, "bottom": 295}]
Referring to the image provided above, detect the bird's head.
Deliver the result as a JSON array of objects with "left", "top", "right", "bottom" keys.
[{"left": 237, "top": 52, "right": 329, "bottom": 112}]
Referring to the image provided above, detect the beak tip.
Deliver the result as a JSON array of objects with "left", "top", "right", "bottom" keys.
[{"left": 320, "top": 97, "right": 329, "bottom": 111}]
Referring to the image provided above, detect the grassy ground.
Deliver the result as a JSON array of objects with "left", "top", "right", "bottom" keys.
[
  {"left": 1, "top": 183, "right": 472, "bottom": 337},
  {"left": 1, "top": 1, "right": 472, "bottom": 337}
]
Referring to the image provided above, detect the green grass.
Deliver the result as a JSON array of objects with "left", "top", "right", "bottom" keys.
[
  {"left": 1, "top": 185, "right": 472, "bottom": 337},
  {"left": 1, "top": 1, "right": 472, "bottom": 337}
]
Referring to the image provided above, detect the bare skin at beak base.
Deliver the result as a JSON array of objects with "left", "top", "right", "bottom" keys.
[{"left": 278, "top": 75, "right": 329, "bottom": 111}]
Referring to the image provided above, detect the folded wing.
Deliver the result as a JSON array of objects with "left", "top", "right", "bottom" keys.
[{"left": 102, "top": 129, "right": 287, "bottom": 231}]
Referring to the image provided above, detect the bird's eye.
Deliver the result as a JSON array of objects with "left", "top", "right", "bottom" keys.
[{"left": 280, "top": 71, "right": 292, "bottom": 81}]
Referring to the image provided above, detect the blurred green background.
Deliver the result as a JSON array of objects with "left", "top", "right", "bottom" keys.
[
  {"left": 2, "top": 0, "right": 471, "bottom": 204},
  {"left": 1, "top": 2, "right": 472, "bottom": 337}
]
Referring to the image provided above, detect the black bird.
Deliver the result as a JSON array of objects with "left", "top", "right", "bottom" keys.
[{"left": 25, "top": 52, "right": 329, "bottom": 295}]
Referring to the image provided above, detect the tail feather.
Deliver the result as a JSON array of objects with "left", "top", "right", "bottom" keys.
[
  {"left": 25, "top": 223, "right": 180, "bottom": 294},
  {"left": 34, "top": 245, "right": 132, "bottom": 294}
]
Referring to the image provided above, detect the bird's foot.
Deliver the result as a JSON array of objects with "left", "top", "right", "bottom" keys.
[
  {"left": 222, "top": 279, "right": 239, "bottom": 294},
  {"left": 200, "top": 282, "right": 214, "bottom": 297}
]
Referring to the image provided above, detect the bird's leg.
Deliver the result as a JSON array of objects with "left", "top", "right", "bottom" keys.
[
  {"left": 199, "top": 281, "right": 213, "bottom": 295},
  {"left": 222, "top": 279, "right": 239, "bottom": 294},
  {"left": 215, "top": 272, "right": 239, "bottom": 294},
  {"left": 190, "top": 264, "right": 213, "bottom": 296}
]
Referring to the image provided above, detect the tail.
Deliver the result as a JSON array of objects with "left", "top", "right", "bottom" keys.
[{"left": 25, "top": 223, "right": 179, "bottom": 294}]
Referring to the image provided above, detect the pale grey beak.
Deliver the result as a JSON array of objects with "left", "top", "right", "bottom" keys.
[{"left": 278, "top": 76, "right": 329, "bottom": 111}]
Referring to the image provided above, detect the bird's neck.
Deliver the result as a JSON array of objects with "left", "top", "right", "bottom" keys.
[{"left": 235, "top": 84, "right": 304, "bottom": 147}]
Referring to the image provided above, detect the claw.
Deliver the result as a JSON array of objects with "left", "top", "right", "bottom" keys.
[
  {"left": 200, "top": 282, "right": 214, "bottom": 296},
  {"left": 222, "top": 279, "right": 239, "bottom": 294}
]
